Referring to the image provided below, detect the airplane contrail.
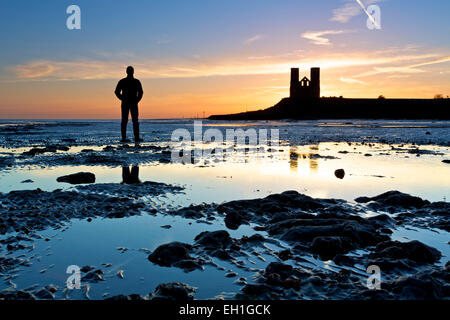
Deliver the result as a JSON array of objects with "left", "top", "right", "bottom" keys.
[{"left": 356, "top": 0, "right": 380, "bottom": 29}]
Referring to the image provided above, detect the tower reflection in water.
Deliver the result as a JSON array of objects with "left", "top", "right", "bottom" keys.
[{"left": 289, "top": 145, "right": 319, "bottom": 172}]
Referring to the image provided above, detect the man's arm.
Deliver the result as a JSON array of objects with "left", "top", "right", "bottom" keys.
[
  {"left": 136, "top": 80, "right": 143, "bottom": 103},
  {"left": 114, "top": 80, "right": 123, "bottom": 100}
]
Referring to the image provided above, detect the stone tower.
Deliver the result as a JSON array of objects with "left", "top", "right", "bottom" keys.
[{"left": 290, "top": 67, "right": 320, "bottom": 99}]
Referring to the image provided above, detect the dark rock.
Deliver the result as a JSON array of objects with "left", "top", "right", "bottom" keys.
[
  {"left": 225, "top": 272, "right": 238, "bottom": 278},
  {"left": 80, "top": 265, "right": 95, "bottom": 273},
  {"left": 355, "top": 191, "right": 429, "bottom": 209},
  {"left": 283, "top": 275, "right": 302, "bottom": 290},
  {"left": 148, "top": 242, "right": 193, "bottom": 267},
  {"left": 334, "top": 169, "right": 345, "bottom": 179},
  {"left": 366, "top": 214, "right": 396, "bottom": 227},
  {"left": 241, "top": 284, "right": 271, "bottom": 297},
  {"left": 253, "top": 226, "right": 266, "bottom": 231},
  {"left": 268, "top": 217, "right": 325, "bottom": 236},
  {"left": 0, "top": 257, "right": 26, "bottom": 272},
  {"left": 305, "top": 275, "right": 323, "bottom": 286},
  {"left": 442, "top": 160, "right": 450, "bottom": 164},
  {"left": 368, "top": 258, "right": 413, "bottom": 271},
  {"left": 269, "top": 212, "right": 294, "bottom": 223},
  {"left": 46, "top": 285, "right": 58, "bottom": 294},
  {"left": 23, "top": 148, "right": 46, "bottom": 156},
  {"left": 172, "top": 259, "right": 203, "bottom": 272},
  {"left": 310, "top": 236, "right": 354, "bottom": 260},
  {"left": 265, "top": 191, "right": 327, "bottom": 211},
  {"left": 277, "top": 249, "right": 292, "bottom": 261},
  {"left": 22, "top": 145, "right": 69, "bottom": 156},
  {"left": 82, "top": 269, "right": 104, "bottom": 282},
  {"left": 265, "top": 262, "right": 293, "bottom": 279},
  {"left": 151, "top": 282, "right": 196, "bottom": 301},
  {"left": 194, "top": 230, "right": 232, "bottom": 249},
  {"left": 240, "top": 233, "right": 266, "bottom": 244},
  {"left": 370, "top": 240, "right": 441, "bottom": 265},
  {"left": 168, "top": 204, "right": 209, "bottom": 219},
  {"left": 0, "top": 290, "right": 37, "bottom": 300},
  {"left": 430, "top": 209, "right": 449, "bottom": 216},
  {"left": 34, "top": 288, "right": 54, "bottom": 300},
  {"left": 432, "top": 220, "right": 450, "bottom": 232},
  {"left": 103, "top": 145, "right": 115, "bottom": 152},
  {"left": 280, "top": 219, "right": 387, "bottom": 249},
  {"left": 57, "top": 172, "right": 96, "bottom": 185},
  {"left": 359, "top": 289, "right": 393, "bottom": 300},
  {"left": 225, "top": 211, "right": 246, "bottom": 230},
  {"left": 209, "top": 249, "right": 233, "bottom": 260},
  {"left": 21, "top": 226, "right": 31, "bottom": 234},
  {"left": 218, "top": 191, "right": 326, "bottom": 220},
  {"left": 106, "top": 294, "right": 147, "bottom": 301},
  {"left": 266, "top": 272, "right": 283, "bottom": 286},
  {"left": 333, "top": 254, "right": 358, "bottom": 266},
  {"left": 385, "top": 273, "right": 449, "bottom": 299}
]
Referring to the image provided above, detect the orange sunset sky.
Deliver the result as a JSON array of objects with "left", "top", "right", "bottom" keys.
[{"left": 1, "top": 0, "right": 449, "bottom": 119}]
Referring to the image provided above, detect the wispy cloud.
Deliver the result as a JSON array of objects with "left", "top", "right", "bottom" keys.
[
  {"left": 13, "top": 62, "right": 55, "bottom": 78},
  {"left": 302, "top": 30, "right": 349, "bottom": 45},
  {"left": 244, "top": 34, "right": 264, "bottom": 45},
  {"left": 340, "top": 77, "right": 366, "bottom": 84},
  {"left": 7, "top": 52, "right": 449, "bottom": 83},
  {"left": 331, "top": 0, "right": 383, "bottom": 23},
  {"left": 410, "top": 56, "right": 450, "bottom": 68},
  {"left": 247, "top": 50, "right": 304, "bottom": 61},
  {"left": 355, "top": 55, "right": 450, "bottom": 77}
]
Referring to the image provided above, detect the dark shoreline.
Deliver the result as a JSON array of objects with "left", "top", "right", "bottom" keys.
[{"left": 209, "top": 97, "right": 450, "bottom": 120}]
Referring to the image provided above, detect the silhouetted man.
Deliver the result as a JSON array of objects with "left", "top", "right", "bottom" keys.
[{"left": 115, "top": 66, "right": 144, "bottom": 143}]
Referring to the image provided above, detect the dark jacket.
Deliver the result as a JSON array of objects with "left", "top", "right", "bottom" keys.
[{"left": 115, "top": 77, "right": 143, "bottom": 105}]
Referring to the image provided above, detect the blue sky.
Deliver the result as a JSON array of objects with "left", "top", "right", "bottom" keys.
[
  {"left": 0, "top": 0, "right": 449, "bottom": 118},
  {"left": 1, "top": 0, "right": 447, "bottom": 60}
]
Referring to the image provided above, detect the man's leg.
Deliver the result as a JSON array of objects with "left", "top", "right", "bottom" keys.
[
  {"left": 121, "top": 104, "right": 130, "bottom": 141},
  {"left": 130, "top": 105, "right": 140, "bottom": 141}
]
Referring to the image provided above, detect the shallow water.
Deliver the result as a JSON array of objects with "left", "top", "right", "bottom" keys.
[
  {"left": 1, "top": 142, "right": 449, "bottom": 203},
  {"left": 0, "top": 119, "right": 449, "bottom": 299}
]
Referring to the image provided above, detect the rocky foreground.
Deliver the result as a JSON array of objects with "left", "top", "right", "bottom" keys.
[{"left": 1, "top": 185, "right": 449, "bottom": 300}]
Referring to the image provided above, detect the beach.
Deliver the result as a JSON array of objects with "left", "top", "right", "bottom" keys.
[{"left": 0, "top": 119, "right": 449, "bottom": 300}]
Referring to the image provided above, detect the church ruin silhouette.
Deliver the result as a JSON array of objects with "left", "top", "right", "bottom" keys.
[
  {"left": 290, "top": 67, "right": 320, "bottom": 99},
  {"left": 209, "top": 67, "right": 450, "bottom": 120}
]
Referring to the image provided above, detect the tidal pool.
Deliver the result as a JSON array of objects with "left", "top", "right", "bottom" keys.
[{"left": 0, "top": 120, "right": 449, "bottom": 300}]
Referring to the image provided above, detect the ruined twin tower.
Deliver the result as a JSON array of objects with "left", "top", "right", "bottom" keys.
[{"left": 290, "top": 67, "right": 320, "bottom": 100}]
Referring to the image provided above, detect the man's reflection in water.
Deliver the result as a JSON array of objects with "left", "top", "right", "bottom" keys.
[{"left": 122, "top": 165, "right": 141, "bottom": 184}]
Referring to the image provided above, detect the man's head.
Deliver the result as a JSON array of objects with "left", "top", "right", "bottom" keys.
[{"left": 126, "top": 66, "right": 134, "bottom": 77}]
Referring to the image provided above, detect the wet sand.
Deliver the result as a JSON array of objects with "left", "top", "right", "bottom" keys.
[{"left": 0, "top": 120, "right": 449, "bottom": 300}]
